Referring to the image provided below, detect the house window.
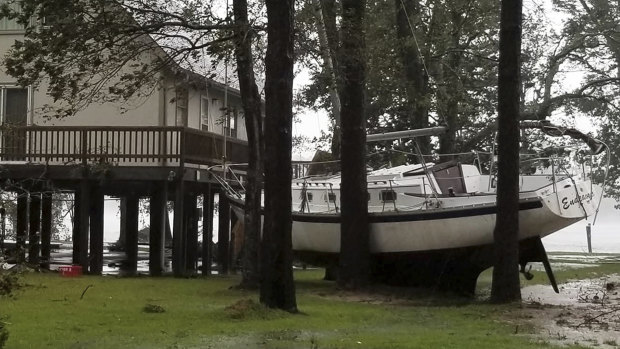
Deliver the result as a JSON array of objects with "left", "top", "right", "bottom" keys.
[
  {"left": 225, "top": 108, "right": 237, "bottom": 138},
  {"left": 41, "top": 13, "right": 61, "bottom": 28},
  {"left": 200, "top": 96, "right": 209, "bottom": 131},
  {"left": 0, "top": 2, "right": 24, "bottom": 31},
  {"left": 1, "top": 87, "right": 29, "bottom": 125},
  {"left": 0, "top": 86, "right": 29, "bottom": 160},
  {"left": 175, "top": 87, "right": 188, "bottom": 127}
]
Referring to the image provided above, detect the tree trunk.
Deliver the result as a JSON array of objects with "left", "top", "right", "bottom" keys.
[
  {"left": 394, "top": 0, "right": 430, "bottom": 154},
  {"left": 314, "top": 0, "right": 342, "bottom": 159},
  {"left": 233, "top": 0, "right": 264, "bottom": 290},
  {"left": 321, "top": 0, "right": 340, "bottom": 77},
  {"left": 491, "top": 0, "right": 523, "bottom": 304},
  {"left": 260, "top": 0, "right": 297, "bottom": 312},
  {"left": 337, "top": 0, "right": 370, "bottom": 289}
]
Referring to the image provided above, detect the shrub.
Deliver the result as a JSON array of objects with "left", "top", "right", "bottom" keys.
[
  {"left": 0, "top": 320, "right": 7, "bottom": 349},
  {"left": 0, "top": 259, "right": 22, "bottom": 349},
  {"left": 0, "top": 265, "right": 20, "bottom": 297}
]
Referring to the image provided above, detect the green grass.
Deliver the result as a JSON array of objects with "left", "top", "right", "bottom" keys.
[{"left": 0, "top": 269, "right": 591, "bottom": 349}]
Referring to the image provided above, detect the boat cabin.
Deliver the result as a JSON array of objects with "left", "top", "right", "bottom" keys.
[{"left": 291, "top": 159, "right": 576, "bottom": 214}]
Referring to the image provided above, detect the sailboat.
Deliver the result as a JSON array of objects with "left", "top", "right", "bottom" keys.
[{"left": 219, "top": 121, "right": 606, "bottom": 294}]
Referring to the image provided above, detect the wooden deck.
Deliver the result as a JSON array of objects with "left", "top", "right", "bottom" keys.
[
  {"left": 0, "top": 126, "right": 240, "bottom": 278},
  {"left": 0, "top": 125, "right": 248, "bottom": 167}
]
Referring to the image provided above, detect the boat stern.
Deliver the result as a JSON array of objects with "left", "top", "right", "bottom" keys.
[{"left": 538, "top": 180, "right": 602, "bottom": 219}]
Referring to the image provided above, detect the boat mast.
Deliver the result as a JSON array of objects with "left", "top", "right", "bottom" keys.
[
  {"left": 366, "top": 126, "right": 447, "bottom": 142},
  {"left": 222, "top": 0, "right": 230, "bottom": 176}
]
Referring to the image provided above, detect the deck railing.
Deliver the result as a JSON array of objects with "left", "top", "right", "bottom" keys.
[{"left": 0, "top": 125, "right": 248, "bottom": 167}]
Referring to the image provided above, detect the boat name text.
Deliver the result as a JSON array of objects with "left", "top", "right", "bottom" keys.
[{"left": 562, "top": 192, "right": 594, "bottom": 210}]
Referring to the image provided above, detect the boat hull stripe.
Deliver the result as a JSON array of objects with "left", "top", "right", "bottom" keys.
[{"left": 229, "top": 197, "right": 543, "bottom": 224}]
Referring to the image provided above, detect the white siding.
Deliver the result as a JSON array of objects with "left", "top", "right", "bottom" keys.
[{"left": 0, "top": 30, "right": 250, "bottom": 146}]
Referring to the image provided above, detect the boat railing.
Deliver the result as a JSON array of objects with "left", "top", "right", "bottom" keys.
[
  {"left": 296, "top": 179, "right": 340, "bottom": 213},
  {"left": 206, "top": 162, "right": 247, "bottom": 200},
  {"left": 476, "top": 151, "right": 602, "bottom": 193},
  {"left": 294, "top": 152, "right": 596, "bottom": 197}
]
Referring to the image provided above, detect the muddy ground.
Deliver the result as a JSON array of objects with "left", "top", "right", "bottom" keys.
[
  {"left": 322, "top": 263, "right": 620, "bottom": 348},
  {"left": 519, "top": 274, "right": 620, "bottom": 348}
]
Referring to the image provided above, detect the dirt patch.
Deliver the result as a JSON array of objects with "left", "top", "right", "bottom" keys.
[
  {"left": 314, "top": 284, "right": 471, "bottom": 306},
  {"left": 519, "top": 274, "right": 620, "bottom": 348},
  {"left": 224, "top": 298, "right": 291, "bottom": 320}
]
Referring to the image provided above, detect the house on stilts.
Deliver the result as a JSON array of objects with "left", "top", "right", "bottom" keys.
[{"left": 0, "top": 10, "right": 248, "bottom": 276}]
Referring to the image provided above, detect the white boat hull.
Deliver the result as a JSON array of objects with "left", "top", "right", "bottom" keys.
[
  {"left": 229, "top": 180, "right": 601, "bottom": 255},
  {"left": 288, "top": 180, "right": 600, "bottom": 254},
  {"left": 225, "top": 164, "right": 602, "bottom": 294}
]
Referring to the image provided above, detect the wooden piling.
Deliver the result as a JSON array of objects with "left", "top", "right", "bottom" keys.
[
  {"left": 0, "top": 206, "right": 6, "bottom": 252},
  {"left": 218, "top": 192, "right": 230, "bottom": 274},
  {"left": 185, "top": 193, "right": 198, "bottom": 274},
  {"left": 586, "top": 223, "right": 592, "bottom": 254},
  {"left": 172, "top": 180, "right": 186, "bottom": 277},
  {"left": 229, "top": 210, "right": 238, "bottom": 272},
  {"left": 149, "top": 186, "right": 167, "bottom": 276},
  {"left": 28, "top": 194, "right": 41, "bottom": 265},
  {"left": 16, "top": 194, "right": 28, "bottom": 263},
  {"left": 201, "top": 185, "right": 214, "bottom": 275},
  {"left": 77, "top": 180, "right": 90, "bottom": 271},
  {"left": 89, "top": 187, "right": 105, "bottom": 274},
  {"left": 72, "top": 190, "right": 81, "bottom": 264},
  {"left": 40, "top": 192, "right": 52, "bottom": 269},
  {"left": 123, "top": 194, "right": 139, "bottom": 275}
]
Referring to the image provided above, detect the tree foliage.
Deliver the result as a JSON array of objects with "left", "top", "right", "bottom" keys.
[
  {"left": 296, "top": 0, "right": 618, "bottom": 184},
  {"left": 546, "top": 0, "right": 620, "bottom": 201},
  {"left": 297, "top": 0, "right": 501, "bottom": 165}
]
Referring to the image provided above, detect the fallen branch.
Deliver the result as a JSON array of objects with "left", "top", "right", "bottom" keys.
[
  {"left": 80, "top": 284, "right": 93, "bottom": 300},
  {"left": 575, "top": 307, "right": 620, "bottom": 328}
]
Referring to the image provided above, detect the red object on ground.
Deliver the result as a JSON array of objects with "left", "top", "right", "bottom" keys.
[{"left": 58, "top": 265, "right": 82, "bottom": 277}]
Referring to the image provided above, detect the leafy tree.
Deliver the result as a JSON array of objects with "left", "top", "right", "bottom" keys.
[
  {"left": 50, "top": 192, "right": 73, "bottom": 241},
  {"left": 337, "top": 0, "right": 369, "bottom": 289},
  {"left": 490, "top": 1, "right": 619, "bottom": 156},
  {"left": 521, "top": 0, "right": 619, "bottom": 120},
  {"left": 297, "top": 0, "right": 501, "bottom": 165},
  {"left": 543, "top": 0, "right": 620, "bottom": 201},
  {"left": 260, "top": 0, "right": 297, "bottom": 312},
  {"left": 393, "top": 0, "right": 430, "bottom": 154},
  {"left": 297, "top": 0, "right": 618, "bottom": 192},
  {"left": 491, "top": 0, "right": 522, "bottom": 303}
]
